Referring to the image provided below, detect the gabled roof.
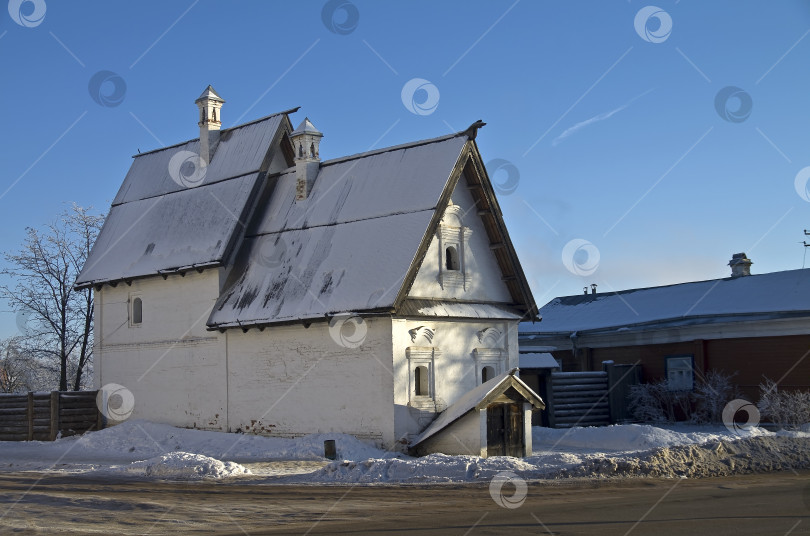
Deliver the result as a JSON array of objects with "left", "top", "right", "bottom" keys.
[
  {"left": 75, "top": 103, "right": 537, "bottom": 326},
  {"left": 411, "top": 369, "right": 545, "bottom": 448},
  {"left": 75, "top": 111, "right": 292, "bottom": 288},
  {"left": 208, "top": 128, "right": 538, "bottom": 329},
  {"left": 520, "top": 268, "right": 810, "bottom": 336}
]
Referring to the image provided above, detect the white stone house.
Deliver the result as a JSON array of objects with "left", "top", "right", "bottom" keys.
[{"left": 76, "top": 87, "right": 540, "bottom": 454}]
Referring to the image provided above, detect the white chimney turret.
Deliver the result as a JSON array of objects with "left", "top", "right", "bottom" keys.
[
  {"left": 729, "top": 252, "right": 752, "bottom": 277},
  {"left": 195, "top": 85, "right": 225, "bottom": 166},
  {"left": 290, "top": 117, "right": 323, "bottom": 201}
]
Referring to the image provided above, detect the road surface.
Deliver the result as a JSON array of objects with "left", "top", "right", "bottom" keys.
[{"left": 0, "top": 471, "right": 808, "bottom": 534}]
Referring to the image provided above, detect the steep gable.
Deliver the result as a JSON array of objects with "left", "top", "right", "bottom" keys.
[
  {"left": 207, "top": 133, "right": 469, "bottom": 329},
  {"left": 76, "top": 112, "right": 294, "bottom": 288},
  {"left": 208, "top": 126, "right": 538, "bottom": 329},
  {"left": 406, "top": 169, "right": 513, "bottom": 304}
]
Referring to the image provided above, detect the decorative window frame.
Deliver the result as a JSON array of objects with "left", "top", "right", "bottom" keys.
[
  {"left": 665, "top": 355, "right": 694, "bottom": 391},
  {"left": 438, "top": 204, "right": 473, "bottom": 290},
  {"left": 129, "top": 293, "right": 143, "bottom": 328},
  {"left": 407, "top": 347, "right": 440, "bottom": 410},
  {"left": 473, "top": 348, "right": 504, "bottom": 384}
]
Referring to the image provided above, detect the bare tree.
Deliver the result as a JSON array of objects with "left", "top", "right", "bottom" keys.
[
  {"left": 0, "top": 337, "right": 54, "bottom": 393},
  {"left": 0, "top": 205, "right": 105, "bottom": 391}
]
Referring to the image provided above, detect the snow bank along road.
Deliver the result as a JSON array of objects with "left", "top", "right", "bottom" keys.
[
  {"left": 0, "top": 471, "right": 808, "bottom": 534},
  {"left": 1, "top": 420, "right": 808, "bottom": 482}
]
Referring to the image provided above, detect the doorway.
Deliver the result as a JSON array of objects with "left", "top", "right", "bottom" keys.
[{"left": 486, "top": 403, "right": 524, "bottom": 457}]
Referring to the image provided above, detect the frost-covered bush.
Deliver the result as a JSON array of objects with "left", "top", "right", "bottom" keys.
[
  {"left": 691, "top": 370, "right": 738, "bottom": 424},
  {"left": 758, "top": 378, "right": 810, "bottom": 431},
  {"left": 628, "top": 381, "right": 690, "bottom": 423},
  {"left": 629, "top": 372, "right": 738, "bottom": 424},
  {"left": 628, "top": 382, "right": 668, "bottom": 423}
]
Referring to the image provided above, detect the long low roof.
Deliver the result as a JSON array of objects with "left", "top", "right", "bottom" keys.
[
  {"left": 76, "top": 113, "right": 287, "bottom": 287},
  {"left": 521, "top": 269, "right": 810, "bottom": 335}
]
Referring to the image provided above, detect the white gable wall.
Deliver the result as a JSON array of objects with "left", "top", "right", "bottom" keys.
[{"left": 408, "top": 171, "right": 512, "bottom": 303}]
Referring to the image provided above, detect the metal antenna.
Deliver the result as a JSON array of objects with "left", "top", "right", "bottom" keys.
[{"left": 802, "top": 231, "right": 810, "bottom": 268}]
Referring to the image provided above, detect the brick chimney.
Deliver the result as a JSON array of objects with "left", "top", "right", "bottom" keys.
[
  {"left": 728, "top": 252, "right": 752, "bottom": 277},
  {"left": 291, "top": 117, "right": 323, "bottom": 201},
  {"left": 195, "top": 85, "right": 225, "bottom": 166}
]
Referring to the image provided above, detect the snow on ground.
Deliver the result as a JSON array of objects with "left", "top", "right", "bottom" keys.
[
  {"left": 0, "top": 420, "right": 807, "bottom": 482},
  {"left": 124, "top": 452, "right": 251, "bottom": 480}
]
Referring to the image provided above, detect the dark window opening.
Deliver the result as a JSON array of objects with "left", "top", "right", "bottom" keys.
[
  {"left": 482, "top": 366, "right": 495, "bottom": 383},
  {"left": 310, "top": 142, "right": 315, "bottom": 157},
  {"left": 415, "top": 365, "right": 429, "bottom": 396},
  {"left": 132, "top": 297, "right": 143, "bottom": 325},
  {"left": 445, "top": 246, "right": 460, "bottom": 271}
]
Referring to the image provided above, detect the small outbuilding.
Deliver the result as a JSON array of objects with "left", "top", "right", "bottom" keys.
[{"left": 410, "top": 369, "right": 545, "bottom": 458}]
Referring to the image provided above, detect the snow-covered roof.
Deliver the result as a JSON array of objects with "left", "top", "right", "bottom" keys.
[
  {"left": 520, "top": 269, "right": 810, "bottom": 335},
  {"left": 76, "top": 113, "right": 288, "bottom": 287},
  {"left": 519, "top": 352, "right": 559, "bottom": 368},
  {"left": 76, "top": 102, "right": 538, "bottom": 326},
  {"left": 411, "top": 369, "right": 544, "bottom": 448}
]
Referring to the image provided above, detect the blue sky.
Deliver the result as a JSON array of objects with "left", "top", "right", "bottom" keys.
[{"left": 1, "top": 0, "right": 809, "bottom": 337}]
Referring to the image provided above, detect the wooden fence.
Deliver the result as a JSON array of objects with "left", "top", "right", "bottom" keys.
[
  {"left": 0, "top": 391, "right": 103, "bottom": 441},
  {"left": 546, "top": 371, "right": 611, "bottom": 428}
]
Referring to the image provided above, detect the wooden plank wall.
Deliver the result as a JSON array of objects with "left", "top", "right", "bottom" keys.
[{"left": 0, "top": 391, "right": 102, "bottom": 441}]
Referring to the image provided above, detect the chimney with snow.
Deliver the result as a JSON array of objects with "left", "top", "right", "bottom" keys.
[
  {"left": 195, "top": 85, "right": 225, "bottom": 166},
  {"left": 291, "top": 117, "right": 323, "bottom": 201},
  {"left": 728, "top": 252, "right": 752, "bottom": 277}
]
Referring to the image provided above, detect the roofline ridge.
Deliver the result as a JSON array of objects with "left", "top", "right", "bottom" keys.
[
  {"left": 550, "top": 267, "right": 810, "bottom": 302},
  {"left": 132, "top": 107, "right": 300, "bottom": 158},
  {"left": 320, "top": 131, "right": 467, "bottom": 167}
]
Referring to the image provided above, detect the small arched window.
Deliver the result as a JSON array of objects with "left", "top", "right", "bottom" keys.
[
  {"left": 482, "top": 366, "right": 495, "bottom": 383},
  {"left": 415, "top": 365, "right": 429, "bottom": 396},
  {"left": 445, "top": 246, "right": 460, "bottom": 271},
  {"left": 298, "top": 144, "right": 304, "bottom": 157},
  {"left": 310, "top": 142, "right": 315, "bottom": 157},
  {"left": 132, "top": 297, "right": 143, "bottom": 325},
  {"left": 212, "top": 108, "right": 217, "bottom": 122}
]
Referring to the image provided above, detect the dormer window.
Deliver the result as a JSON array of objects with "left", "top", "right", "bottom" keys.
[{"left": 445, "top": 247, "right": 460, "bottom": 271}]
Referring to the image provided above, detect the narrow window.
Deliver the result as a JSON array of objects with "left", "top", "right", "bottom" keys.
[
  {"left": 132, "top": 297, "right": 143, "bottom": 325},
  {"left": 298, "top": 144, "right": 304, "bottom": 157},
  {"left": 482, "top": 366, "right": 495, "bottom": 383},
  {"left": 310, "top": 142, "right": 315, "bottom": 157},
  {"left": 445, "top": 246, "right": 460, "bottom": 271},
  {"left": 415, "top": 365, "right": 429, "bottom": 396}
]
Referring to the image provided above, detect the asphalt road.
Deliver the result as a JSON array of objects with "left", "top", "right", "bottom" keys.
[{"left": 0, "top": 471, "right": 809, "bottom": 535}]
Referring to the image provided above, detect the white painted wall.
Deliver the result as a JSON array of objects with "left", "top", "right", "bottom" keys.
[
  {"left": 94, "top": 270, "right": 228, "bottom": 430},
  {"left": 391, "top": 318, "right": 518, "bottom": 444},
  {"left": 225, "top": 318, "right": 396, "bottom": 447},
  {"left": 408, "top": 171, "right": 512, "bottom": 303},
  {"left": 413, "top": 410, "right": 482, "bottom": 456}
]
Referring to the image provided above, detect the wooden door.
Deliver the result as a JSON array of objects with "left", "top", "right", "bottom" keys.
[
  {"left": 487, "top": 403, "right": 524, "bottom": 457},
  {"left": 486, "top": 404, "right": 506, "bottom": 456},
  {"left": 505, "top": 403, "right": 524, "bottom": 457}
]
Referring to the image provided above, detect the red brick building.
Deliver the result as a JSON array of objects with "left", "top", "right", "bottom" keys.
[{"left": 519, "top": 255, "right": 810, "bottom": 401}]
